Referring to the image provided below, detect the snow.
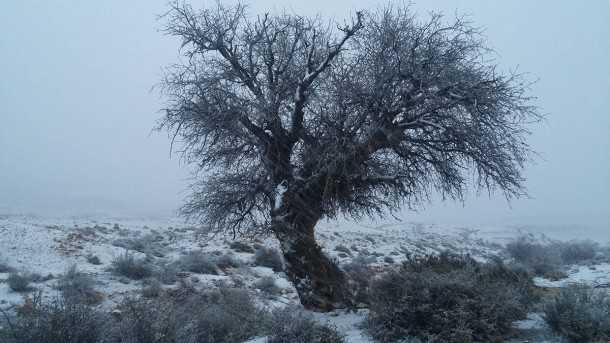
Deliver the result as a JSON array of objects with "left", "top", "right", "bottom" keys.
[
  {"left": 274, "top": 181, "right": 287, "bottom": 210},
  {"left": 534, "top": 263, "right": 610, "bottom": 288},
  {"left": 0, "top": 214, "right": 608, "bottom": 342}
]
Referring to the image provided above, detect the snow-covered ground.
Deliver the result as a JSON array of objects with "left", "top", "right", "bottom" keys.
[{"left": 0, "top": 214, "right": 607, "bottom": 342}]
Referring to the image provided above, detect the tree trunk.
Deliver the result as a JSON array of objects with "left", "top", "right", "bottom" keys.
[{"left": 271, "top": 187, "right": 349, "bottom": 311}]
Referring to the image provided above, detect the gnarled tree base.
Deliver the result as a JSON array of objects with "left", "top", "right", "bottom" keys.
[{"left": 275, "top": 229, "right": 349, "bottom": 311}]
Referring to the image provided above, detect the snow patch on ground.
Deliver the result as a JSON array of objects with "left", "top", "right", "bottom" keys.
[{"left": 534, "top": 263, "right": 610, "bottom": 288}]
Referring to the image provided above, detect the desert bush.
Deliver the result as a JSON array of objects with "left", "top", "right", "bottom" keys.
[
  {"left": 111, "top": 252, "right": 153, "bottom": 280},
  {"left": 102, "top": 297, "right": 179, "bottom": 343},
  {"left": 267, "top": 307, "right": 345, "bottom": 343},
  {"left": 215, "top": 253, "right": 241, "bottom": 269},
  {"left": 28, "top": 273, "right": 54, "bottom": 283},
  {"left": 7, "top": 273, "right": 32, "bottom": 292},
  {"left": 86, "top": 254, "right": 102, "bottom": 265},
  {"left": 506, "top": 236, "right": 602, "bottom": 278},
  {"left": 543, "top": 285, "right": 610, "bottom": 342},
  {"left": 342, "top": 257, "right": 374, "bottom": 306},
  {"left": 253, "top": 247, "right": 283, "bottom": 272},
  {"left": 383, "top": 256, "right": 395, "bottom": 264},
  {"left": 334, "top": 245, "right": 352, "bottom": 255},
  {"left": 103, "top": 287, "right": 268, "bottom": 343},
  {"left": 229, "top": 241, "right": 255, "bottom": 253},
  {"left": 56, "top": 265, "right": 102, "bottom": 304},
  {"left": 0, "top": 259, "right": 14, "bottom": 273},
  {"left": 255, "top": 276, "right": 281, "bottom": 295},
  {"left": 141, "top": 278, "right": 163, "bottom": 298},
  {"left": 178, "top": 288, "right": 269, "bottom": 343},
  {"left": 366, "top": 253, "right": 534, "bottom": 343},
  {"left": 177, "top": 251, "right": 218, "bottom": 275},
  {"left": 1, "top": 293, "right": 101, "bottom": 343},
  {"left": 506, "top": 236, "right": 564, "bottom": 276},
  {"left": 112, "top": 233, "right": 165, "bottom": 258},
  {"left": 155, "top": 262, "right": 179, "bottom": 285},
  {"left": 556, "top": 240, "right": 598, "bottom": 264},
  {"left": 165, "top": 278, "right": 199, "bottom": 302}
]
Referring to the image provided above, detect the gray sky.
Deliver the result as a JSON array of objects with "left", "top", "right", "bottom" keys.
[{"left": 1, "top": 1, "right": 608, "bottom": 236}]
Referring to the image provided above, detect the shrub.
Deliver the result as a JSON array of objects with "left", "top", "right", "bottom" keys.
[
  {"left": 177, "top": 251, "right": 218, "bottom": 275},
  {"left": 334, "top": 245, "right": 352, "bottom": 256},
  {"left": 342, "top": 257, "right": 374, "bottom": 306},
  {"left": 229, "top": 241, "right": 255, "bottom": 253},
  {"left": 215, "top": 253, "right": 241, "bottom": 269},
  {"left": 383, "top": 256, "right": 395, "bottom": 264},
  {"left": 1, "top": 293, "right": 101, "bottom": 343},
  {"left": 254, "top": 247, "right": 283, "bottom": 272},
  {"left": 155, "top": 262, "right": 179, "bottom": 285},
  {"left": 141, "top": 278, "right": 163, "bottom": 298},
  {"left": 255, "top": 276, "right": 281, "bottom": 295},
  {"left": 178, "top": 288, "right": 270, "bottom": 343},
  {"left": 7, "top": 273, "right": 32, "bottom": 292},
  {"left": 112, "top": 233, "right": 166, "bottom": 258},
  {"left": 506, "top": 236, "right": 564, "bottom": 276},
  {"left": 56, "top": 265, "right": 102, "bottom": 304},
  {"left": 557, "top": 240, "right": 598, "bottom": 264},
  {"left": 0, "top": 259, "right": 14, "bottom": 273},
  {"left": 102, "top": 287, "right": 268, "bottom": 343},
  {"left": 103, "top": 297, "right": 179, "bottom": 343},
  {"left": 543, "top": 285, "right": 610, "bottom": 342},
  {"left": 506, "top": 236, "right": 602, "bottom": 278},
  {"left": 111, "top": 251, "right": 153, "bottom": 280},
  {"left": 86, "top": 254, "right": 102, "bottom": 265},
  {"left": 366, "top": 253, "right": 534, "bottom": 343},
  {"left": 267, "top": 307, "right": 345, "bottom": 343}
]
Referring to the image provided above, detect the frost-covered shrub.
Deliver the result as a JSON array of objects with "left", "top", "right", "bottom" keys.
[
  {"left": 177, "top": 251, "right": 218, "bottom": 275},
  {"left": 366, "top": 253, "right": 534, "bottom": 343},
  {"left": 111, "top": 251, "right": 153, "bottom": 280},
  {"left": 507, "top": 236, "right": 601, "bottom": 277},
  {"left": 334, "top": 244, "right": 352, "bottom": 255},
  {"left": 229, "top": 241, "right": 255, "bottom": 253},
  {"left": 165, "top": 278, "right": 199, "bottom": 302},
  {"left": 342, "top": 257, "right": 374, "bottom": 306},
  {"left": 86, "top": 254, "right": 102, "bottom": 265},
  {"left": 543, "top": 285, "right": 610, "bottom": 342},
  {"left": 141, "top": 278, "right": 163, "bottom": 298},
  {"left": 0, "top": 258, "right": 14, "bottom": 273},
  {"left": 267, "top": 307, "right": 345, "bottom": 343},
  {"left": 155, "top": 262, "right": 179, "bottom": 285},
  {"left": 255, "top": 276, "right": 281, "bottom": 295},
  {"left": 103, "top": 297, "right": 179, "bottom": 343},
  {"left": 7, "top": 272, "right": 32, "bottom": 292},
  {"left": 1, "top": 294, "right": 101, "bottom": 343},
  {"left": 178, "top": 288, "right": 269, "bottom": 343},
  {"left": 104, "top": 288, "right": 267, "bottom": 343},
  {"left": 112, "top": 233, "right": 166, "bottom": 258},
  {"left": 215, "top": 253, "right": 241, "bottom": 269},
  {"left": 556, "top": 240, "right": 598, "bottom": 264},
  {"left": 254, "top": 247, "right": 283, "bottom": 272},
  {"left": 506, "top": 236, "right": 564, "bottom": 276},
  {"left": 56, "top": 265, "right": 102, "bottom": 304}
]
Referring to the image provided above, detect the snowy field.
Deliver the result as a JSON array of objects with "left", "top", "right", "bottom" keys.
[{"left": 0, "top": 214, "right": 608, "bottom": 342}]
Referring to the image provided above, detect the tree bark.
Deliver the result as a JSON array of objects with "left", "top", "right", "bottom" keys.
[{"left": 271, "top": 187, "right": 349, "bottom": 311}]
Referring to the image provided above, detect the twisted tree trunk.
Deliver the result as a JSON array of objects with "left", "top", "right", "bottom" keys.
[{"left": 271, "top": 186, "right": 348, "bottom": 311}]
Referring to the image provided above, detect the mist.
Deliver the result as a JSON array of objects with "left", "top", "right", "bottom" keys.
[{"left": 1, "top": 1, "right": 608, "bottom": 238}]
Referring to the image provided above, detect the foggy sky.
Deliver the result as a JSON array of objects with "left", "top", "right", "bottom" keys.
[{"left": 1, "top": 1, "right": 608, "bottom": 236}]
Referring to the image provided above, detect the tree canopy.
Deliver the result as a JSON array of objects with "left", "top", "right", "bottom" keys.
[{"left": 159, "top": 2, "right": 540, "bottom": 237}]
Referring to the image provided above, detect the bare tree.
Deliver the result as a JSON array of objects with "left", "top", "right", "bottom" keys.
[{"left": 158, "top": 2, "right": 540, "bottom": 310}]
